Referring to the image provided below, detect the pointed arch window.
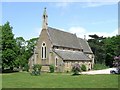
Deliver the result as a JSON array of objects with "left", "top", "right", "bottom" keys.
[{"left": 41, "top": 42, "right": 47, "bottom": 59}]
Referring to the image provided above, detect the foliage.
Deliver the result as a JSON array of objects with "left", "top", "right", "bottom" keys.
[
  {"left": 104, "top": 35, "right": 120, "bottom": 67},
  {"left": 88, "top": 34, "right": 120, "bottom": 68},
  {"left": 23, "top": 64, "right": 29, "bottom": 72},
  {"left": 81, "top": 64, "right": 87, "bottom": 71},
  {"left": 26, "top": 37, "right": 38, "bottom": 53},
  {"left": 88, "top": 34, "right": 106, "bottom": 64},
  {"left": 31, "top": 64, "right": 42, "bottom": 76},
  {"left": 49, "top": 65, "right": 54, "bottom": 73},
  {"left": 1, "top": 21, "right": 39, "bottom": 71},
  {"left": 2, "top": 72, "right": 118, "bottom": 88},
  {"left": 15, "top": 37, "right": 38, "bottom": 70},
  {"left": 113, "top": 55, "right": 120, "bottom": 74},
  {"left": 72, "top": 63, "right": 81, "bottom": 75},
  {"left": 2, "top": 22, "right": 17, "bottom": 70},
  {"left": 33, "top": 64, "right": 42, "bottom": 71},
  {"left": 93, "top": 64, "right": 108, "bottom": 70}
]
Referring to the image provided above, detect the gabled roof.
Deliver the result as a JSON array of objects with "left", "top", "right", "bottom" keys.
[
  {"left": 54, "top": 49, "right": 90, "bottom": 61},
  {"left": 78, "top": 38, "right": 93, "bottom": 54},
  {"left": 47, "top": 27, "right": 82, "bottom": 49}
]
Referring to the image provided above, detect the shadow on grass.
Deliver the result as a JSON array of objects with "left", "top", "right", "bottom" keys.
[
  {"left": 71, "top": 73, "right": 81, "bottom": 76},
  {"left": 2, "top": 69, "right": 19, "bottom": 74}
]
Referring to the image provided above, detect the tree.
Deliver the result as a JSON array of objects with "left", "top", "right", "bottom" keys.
[
  {"left": 104, "top": 35, "right": 120, "bottom": 67},
  {"left": 15, "top": 37, "right": 26, "bottom": 69},
  {"left": 88, "top": 34, "right": 106, "bottom": 64},
  {"left": 26, "top": 37, "right": 38, "bottom": 52},
  {"left": 25, "top": 37, "right": 38, "bottom": 60},
  {"left": 2, "top": 22, "right": 17, "bottom": 70},
  {"left": 88, "top": 34, "right": 120, "bottom": 68}
]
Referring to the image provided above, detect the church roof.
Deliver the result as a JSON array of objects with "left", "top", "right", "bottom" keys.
[
  {"left": 78, "top": 38, "right": 93, "bottom": 54},
  {"left": 47, "top": 27, "right": 82, "bottom": 50},
  {"left": 54, "top": 49, "right": 90, "bottom": 60}
]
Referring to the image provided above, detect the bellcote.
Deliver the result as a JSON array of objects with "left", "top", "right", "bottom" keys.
[{"left": 42, "top": 7, "right": 48, "bottom": 30}]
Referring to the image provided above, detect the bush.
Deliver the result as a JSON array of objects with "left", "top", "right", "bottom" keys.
[
  {"left": 81, "top": 64, "right": 87, "bottom": 71},
  {"left": 33, "top": 64, "right": 42, "bottom": 71},
  {"left": 31, "top": 64, "right": 42, "bottom": 76},
  {"left": 23, "top": 64, "right": 29, "bottom": 72},
  {"left": 72, "top": 63, "right": 81, "bottom": 75},
  {"left": 49, "top": 65, "right": 54, "bottom": 73}
]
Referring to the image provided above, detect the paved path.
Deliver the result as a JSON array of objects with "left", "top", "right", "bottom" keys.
[{"left": 81, "top": 68, "right": 115, "bottom": 75}]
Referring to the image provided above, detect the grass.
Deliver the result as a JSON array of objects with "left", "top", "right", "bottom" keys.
[
  {"left": 2, "top": 72, "right": 119, "bottom": 88},
  {"left": 93, "top": 64, "right": 109, "bottom": 70}
]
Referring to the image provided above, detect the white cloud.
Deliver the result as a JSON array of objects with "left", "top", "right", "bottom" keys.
[
  {"left": 52, "top": 2, "right": 117, "bottom": 9},
  {"left": 35, "top": 27, "right": 42, "bottom": 35},
  {"left": 68, "top": 26, "right": 118, "bottom": 39},
  {"left": 81, "top": 2, "right": 118, "bottom": 8},
  {"left": 55, "top": 2, "right": 70, "bottom": 8},
  {"left": 69, "top": 27, "right": 86, "bottom": 34}
]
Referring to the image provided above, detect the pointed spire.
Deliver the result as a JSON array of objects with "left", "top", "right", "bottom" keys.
[
  {"left": 84, "top": 35, "right": 86, "bottom": 40},
  {"left": 43, "top": 7, "right": 47, "bottom": 16},
  {"left": 42, "top": 7, "right": 48, "bottom": 29}
]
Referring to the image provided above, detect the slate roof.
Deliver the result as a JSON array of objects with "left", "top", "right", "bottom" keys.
[
  {"left": 47, "top": 27, "right": 82, "bottom": 49},
  {"left": 54, "top": 49, "right": 90, "bottom": 60},
  {"left": 78, "top": 38, "right": 93, "bottom": 54}
]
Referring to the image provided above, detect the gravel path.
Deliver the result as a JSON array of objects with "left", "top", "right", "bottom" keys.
[{"left": 81, "top": 68, "right": 115, "bottom": 75}]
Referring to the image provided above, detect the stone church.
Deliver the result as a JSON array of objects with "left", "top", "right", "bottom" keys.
[{"left": 28, "top": 8, "right": 94, "bottom": 72}]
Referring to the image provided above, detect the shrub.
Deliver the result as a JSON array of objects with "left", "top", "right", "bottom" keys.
[
  {"left": 81, "top": 64, "right": 87, "bottom": 71},
  {"left": 23, "top": 64, "right": 29, "bottom": 72},
  {"left": 31, "top": 64, "right": 42, "bottom": 76},
  {"left": 113, "top": 55, "right": 120, "bottom": 74},
  {"left": 72, "top": 63, "right": 81, "bottom": 75},
  {"left": 49, "top": 65, "right": 54, "bottom": 73},
  {"left": 66, "top": 70, "right": 69, "bottom": 73},
  {"left": 33, "top": 64, "right": 42, "bottom": 71}
]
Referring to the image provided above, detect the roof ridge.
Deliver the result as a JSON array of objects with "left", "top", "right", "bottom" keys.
[
  {"left": 48, "top": 26, "right": 76, "bottom": 36},
  {"left": 47, "top": 26, "right": 82, "bottom": 49}
]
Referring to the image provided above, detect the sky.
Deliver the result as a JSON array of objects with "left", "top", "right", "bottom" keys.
[{"left": 1, "top": 1, "right": 118, "bottom": 40}]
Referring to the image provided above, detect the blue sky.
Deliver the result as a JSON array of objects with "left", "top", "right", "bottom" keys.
[{"left": 2, "top": 2, "right": 118, "bottom": 40}]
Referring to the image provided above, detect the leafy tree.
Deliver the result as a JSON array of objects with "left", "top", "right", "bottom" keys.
[
  {"left": 88, "top": 34, "right": 106, "bottom": 64},
  {"left": 14, "top": 37, "right": 38, "bottom": 71},
  {"left": 88, "top": 34, "right": 120, "bottom": 68},
  {"left": 2, "top": 22, "right": 17, "bottom": 70},
  {"left": 25, "top": 37, "right": 38, "bottom": 62},
  {"left": 104, "top": 35, "right": 120, "bottom": 67},
  {"left": 15, "top": 37, "right": 26, "bottom": 69},
  {"left": 26, "top": 37, "right": 38, "bottom": 52}
]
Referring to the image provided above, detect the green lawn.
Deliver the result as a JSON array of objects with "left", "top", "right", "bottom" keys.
[{"left": 2, "top": 72, "right": 119, "bottom": 88}]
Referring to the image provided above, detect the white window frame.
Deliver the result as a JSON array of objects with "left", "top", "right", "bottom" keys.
[{"left": 41, "top": 42, "right": 47, "bottom": 59}]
